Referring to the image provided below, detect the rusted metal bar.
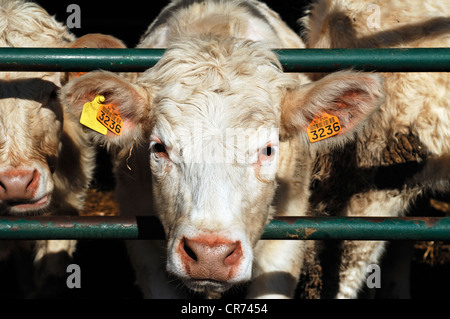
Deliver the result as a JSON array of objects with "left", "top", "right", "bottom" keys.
[
  {"left": 0, "top": 216, "right": 448, "bottom": 240},
  {"left": 263, "top": 216, "right": 450, "bottom": 240},
  {"left": 0, "top": 216, "right": 162, "bottom": 240}
]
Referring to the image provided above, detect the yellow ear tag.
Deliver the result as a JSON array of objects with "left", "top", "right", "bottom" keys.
[
  {"left": 80, "top": 95, "right": 107, "bottom": 135},
  {"left": 307, "top": 112, "right": 341, "bottom": 143},
  {"left": 96, "top": 103, "right": 123, "bottom": 136}
]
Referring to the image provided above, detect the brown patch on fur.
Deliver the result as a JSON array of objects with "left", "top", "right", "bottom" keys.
[
  {"left": 69, "top": 33, "right": 126, "bottom": 49},
  {"left": 382, "top": 133, "right": 428, "bottom": 165},
  {"left": 65, "top": 34, "right": 127, "bottom": 82}
]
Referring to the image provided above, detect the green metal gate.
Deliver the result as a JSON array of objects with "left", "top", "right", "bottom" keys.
[{"left": 0, "top": 48, "right": 449, "bottom": 241}]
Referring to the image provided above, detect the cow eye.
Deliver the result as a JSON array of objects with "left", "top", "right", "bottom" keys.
[
  {"left": 262, "top": 146, "right": 273, "bottom": 157},
  {"left": 259, "top": 144, "right": 276, "bottom": 163},
  {"left": 151, "top": 142, "right": 168, "bottom": 157}
]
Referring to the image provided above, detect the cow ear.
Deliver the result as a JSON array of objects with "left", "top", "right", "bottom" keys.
[
  {"left": 70, "top": 33, "right": 126, "bottom": 49},
  {"left": 281, "top": 71, "right": 384, "bottom": 148},
  {"left": 63, "top": 34, "right": 127, "bottom": 83},
  {"left": 61, "top": 71, "right": 149, "bottom": 147}
]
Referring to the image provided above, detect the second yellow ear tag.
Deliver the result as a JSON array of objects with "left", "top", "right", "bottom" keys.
[
  {"left": 80, "top": 95, "right": 107, "bottom": 135},
  {"left": 307, "top": 112, "right": 341, "bottom": 143}
]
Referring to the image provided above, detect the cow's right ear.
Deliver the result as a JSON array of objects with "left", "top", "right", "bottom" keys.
[{"left": 61, "top": 71, "right": 149, "bottom": 147}]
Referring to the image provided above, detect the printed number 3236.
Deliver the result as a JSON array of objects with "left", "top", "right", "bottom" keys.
[{"left": 309, "top": 122, "right": 340, "bottom": 142}]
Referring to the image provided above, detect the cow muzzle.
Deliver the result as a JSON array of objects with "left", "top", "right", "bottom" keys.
[
  {"left": 171, "top": 233, "right": 251, "bottom": 295},
  {"left": 0, "top": 168, "right": 50, "bottom": 213}
]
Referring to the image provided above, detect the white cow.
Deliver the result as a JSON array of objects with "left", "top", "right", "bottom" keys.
[
  {"left": 300, "top": 0, "right": 450, "bottom": 298},
  {"left": 0, "top": 0, "right": 125, "bottom": 297},
  {"left": 62, "top": 0, "right": 384, "bottom": 298}
]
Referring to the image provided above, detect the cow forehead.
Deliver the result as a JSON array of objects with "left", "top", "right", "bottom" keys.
[
  {"left": 148, "top": 48, "right": 283, "bottom": 130},
  {"left": 151, "top": 35, "right": 283, "bottom": 75},
  {"left": 156, "top": 86, "right": 278, "bottom": 126},
  {"left": 0, "top": 76, "right": 63, "bottom": 139},
  {"left": 144, "top": 36, "right": 286, "bottom": 109}
]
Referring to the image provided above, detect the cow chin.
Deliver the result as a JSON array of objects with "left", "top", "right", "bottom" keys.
[
  {"left": 4, "top": 194, "right": 52, "bottom": 215},
  {"left": 183, "top": 278, "right": 235, "bottom": 296}
]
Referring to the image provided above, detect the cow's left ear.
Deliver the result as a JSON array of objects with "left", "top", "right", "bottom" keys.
[
  {"left": 61, "top": 71, "right": 149, "bottom": 148},
  {"left": 280, "top": 70, "right": 384, "bottom": 148}
]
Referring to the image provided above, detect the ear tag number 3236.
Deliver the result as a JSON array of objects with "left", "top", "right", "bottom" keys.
[
  {"left": 80, "top": 95, "right": 123, "bottom": 136},
  {"left": 307, "top": 112, "right": 341, "bottom": 143},
  {"left": 96, "top": 104, "right": 123, "bottom": 136}
]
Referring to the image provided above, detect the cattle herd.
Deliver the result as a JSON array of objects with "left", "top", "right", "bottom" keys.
[{"left": 0, "top": 0, "right": 448, "bottom": 299}]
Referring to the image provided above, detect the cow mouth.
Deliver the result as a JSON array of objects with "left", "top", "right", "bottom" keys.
[
  {"left": 184, "top": 278, "right": 233, "bottom": 296},
  {"left": 6, "top": 194, "right": 51, "bottom": 212}
]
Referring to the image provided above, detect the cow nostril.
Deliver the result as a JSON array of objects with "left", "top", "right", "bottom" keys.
[
  {"left": 224, "top": 242, "right": 242, "bottom": 266},
  {"left": 26, "top": 172, "right": 34, "bottom": 189},
  {"left": 182, "top": 239, "right": 198, "bottom": 261},
  {"left": 26, "top": 169, "right": 39, "bottom": 192}
]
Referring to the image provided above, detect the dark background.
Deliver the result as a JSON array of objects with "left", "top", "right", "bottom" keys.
[{"left": 36, "top": 0, "right": 312, "bottom": 48}]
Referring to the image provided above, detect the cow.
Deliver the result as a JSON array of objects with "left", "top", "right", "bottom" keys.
[
  {"left": 299, "top": 0, "right": 450, "bottom": 298},
  {"left": 62, "top": 0, "right": 384, "bottom": 298},
  {"left": 0, "top": 0, "right": 125, "bottom": 297}
]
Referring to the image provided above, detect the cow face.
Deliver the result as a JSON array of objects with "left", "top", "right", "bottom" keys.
[
  {"left": 147, "top": 41, "right": 285, "bottom": 292},
  {"left": 0, "top": 73, "right": 63, "bottom": 215},
  {"left": 0, "top": 33, "right": 125, "bottom": 216},
  {"left": 62, "top": 38, "right": 383, "bottom": 295}
]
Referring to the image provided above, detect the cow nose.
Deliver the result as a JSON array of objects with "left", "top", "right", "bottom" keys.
[
  {"left": 0, "top": 169, "right": 39, "bottom": 201},
  {"left": 180, "top": 237, "right": 243, "bottom": 282}
]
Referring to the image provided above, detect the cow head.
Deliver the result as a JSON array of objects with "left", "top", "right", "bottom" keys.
[
  {"left": 0, "top": 75, "right": 63, "bottom": 214},
  {"left": 62, "top": 37, "right": 383, "bottom": 294},
  {"left": 0, "top": 33, "right": 125, "bottom": 216}
]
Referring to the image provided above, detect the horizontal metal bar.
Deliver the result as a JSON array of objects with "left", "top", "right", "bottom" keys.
[
  {"left": 0, "top": 216, "right": 448, "bottom": 240},
  {"left": 0, "top": 48, "right": 449, "bottom": 72},
  {"left": 0, "top": 48, "right": 164, "bottom": 72},
  {"left": 265, "top": 216, "right": 450, "bottom": 240},
  {"left": 276, "top": 48, "right": 450, "bottom": 72}
]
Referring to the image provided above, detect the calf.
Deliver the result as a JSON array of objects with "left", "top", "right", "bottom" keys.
[
  {"left": 300, "top": 0, "right": 450, "bottom": 298},
  {"left": 0, "top": 0, "right": 124, "bottom": 297},
  {"left": 62, "top": 0, "right": 384, "bottom": 298}
]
